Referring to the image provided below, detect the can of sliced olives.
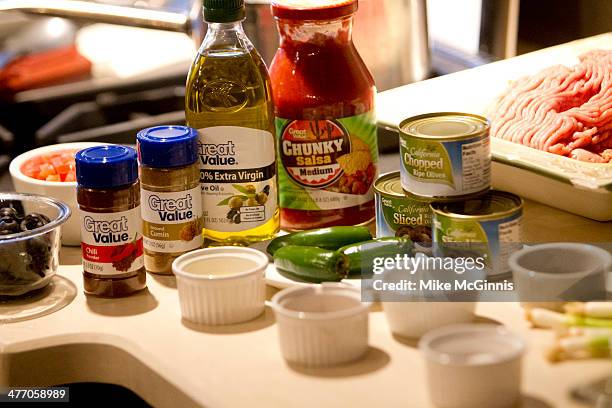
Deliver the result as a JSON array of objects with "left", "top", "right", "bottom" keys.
[
  {"left": 431, "top": 190, "right": 523, "bottom": 278},
  {"left": 399, "top": 112, "right": 490, "bottom": 199},
  {"left": 374, "top": 171, "right": 432, "bottom": 246}
]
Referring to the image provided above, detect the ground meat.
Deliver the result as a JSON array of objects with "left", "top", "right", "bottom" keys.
[{"left": 489, "top": 50, "right": 612, "bottom": 163}]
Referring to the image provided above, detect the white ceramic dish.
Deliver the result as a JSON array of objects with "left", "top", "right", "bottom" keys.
[
  {"left": 510, "top": 243, "right": 611, "bottom": 309},
  {"left": 419, "top": 324, "right": 525, "bottom": 408},
  {"left": 9, "top": 142, "right": 106, "bottom": 246},
  {"left": 271, "top": 283, "right": 371, "bottom": 367},
  {"left": 380, "top": 260, "right": 477, "bottom": 338},
  {"left": 172, "top": 247, "right": 267, "bottom": 325}
]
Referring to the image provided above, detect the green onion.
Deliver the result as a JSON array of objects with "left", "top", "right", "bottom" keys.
[
  {"left": 547, "top": 335, "right": 611, "bottom": 362},
  {"left": 526, "top": 308, "right": 612, "bottom": 330},
  {"left": 564, "top": 302, "right": 612, "bottom": 318}
]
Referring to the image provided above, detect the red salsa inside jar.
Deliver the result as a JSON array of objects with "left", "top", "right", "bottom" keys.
[{"left": 270, "top": 0, "right": 378, "bottom": 230}]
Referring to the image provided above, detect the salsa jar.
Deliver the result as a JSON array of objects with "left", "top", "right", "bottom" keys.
[{"left": 269, "top": 0, "right": 378, "bottom": 231}]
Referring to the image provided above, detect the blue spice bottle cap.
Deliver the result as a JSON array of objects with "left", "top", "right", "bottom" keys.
[
  {"left": 75, "top": 145, "right": 138, "bottom": 189},
  {"left": 137, "top": 126, "right": 199, "bottom": 168}
]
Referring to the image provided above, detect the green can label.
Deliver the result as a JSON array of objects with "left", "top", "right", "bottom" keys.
[
  {"left": 400, "top": 135, "right": 490, "bottom": 197},
  {"left": 375, "top": 194, "right": 432, "bottom": 243},
  {"left": 276, "top": 112, "right": 378, "bottom": 211},
  {"left": 432, "top": 211, "right": 522, "bottom": 276}
]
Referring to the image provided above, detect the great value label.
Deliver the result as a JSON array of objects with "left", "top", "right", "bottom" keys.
[
  {"left": 400, "top": 135, "right": 490, "bottom": 197},
  {"left": 79, "top": 207, "right": 144, "bottom": 276},
  {"left": 141, "top": 186, "right": 203, "bottom": 253},
  {"left": 276, "top": 112, "right": 378, "bottom": 211},
  {"left": 197, "top": 126, "right": 277, "bottom": 233}
]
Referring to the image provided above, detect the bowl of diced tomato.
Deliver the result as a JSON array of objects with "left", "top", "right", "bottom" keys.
[{"left": 9, "top": 143, "right": 105, "bottom": 246}]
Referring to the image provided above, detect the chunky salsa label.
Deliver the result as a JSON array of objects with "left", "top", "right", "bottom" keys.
[
  {"left": 280, "top": 120, "right": 349, "bottom": 188},
  {"left": 276, "top": 112, "right": 378, "bottom": 211}
]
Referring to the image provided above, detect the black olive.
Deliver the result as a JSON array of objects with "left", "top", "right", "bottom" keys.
[
  {"left": 20, "top": 213, "right": 51, "bottom": 231},
  {"left": 0, "top": 217, "right": 20, "bottom": 234},
  {"left": 262, "top": 185, "right": 270, "bottom": 195},
  {"left": 0, "top": 207, "right": 18, "bottom": 219},
  {"left": 232, "top": 213, "right": 241, "bottom": 224},
  {"left": 226, "top": 208, "right": 238, "bottom": 220}
]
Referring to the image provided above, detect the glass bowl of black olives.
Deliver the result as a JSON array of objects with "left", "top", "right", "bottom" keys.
[{"left": 0, "top": 193, "right": 70, "bottom": 296}]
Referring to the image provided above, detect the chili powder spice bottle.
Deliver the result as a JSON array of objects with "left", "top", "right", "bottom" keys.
[
  {"left": 137, "top": 126, "right": 203, "bottom": 275},
  {"left": 76, "top": 145, "right": 146, "bottom": 297},
  {"left": 269, "top": 0, "right": 378, "bottom": 230}
]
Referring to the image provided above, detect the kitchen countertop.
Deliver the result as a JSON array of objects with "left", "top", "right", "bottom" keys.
[
  {"left": 1, "top": 151, "right": 610, "bottom": 408},
  {"left": 2, "top": 35, "right": 612, "bottom": 408}
]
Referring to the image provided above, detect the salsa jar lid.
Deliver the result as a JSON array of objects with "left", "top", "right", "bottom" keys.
[
  {"left": 76, "top": 145, "right": 138, "bottom": 189},
  {"left": 137, "top": 126, "right": 199, "bottom": 168},
  {"left": 271, "top": 0, "right": 358, "bottom": 20}
]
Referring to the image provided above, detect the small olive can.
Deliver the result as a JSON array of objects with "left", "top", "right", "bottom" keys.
[
  {"left": 399, "top": 112, "right": 490, "bottom": 199},
  {"left": 374, "top": 171, "right": 432, "bottom": 245},
  {"left": 431, "top": 190, "right": 523, "bottom": 278},
  {"left": 137, "top": 126, "right": 203, "bottom": 275}
]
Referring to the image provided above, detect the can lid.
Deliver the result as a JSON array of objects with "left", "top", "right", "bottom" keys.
[
  {"left": 203, "top": 0, "right": 245, "bottom": 23},
  {"left": 374, "top": 171, "right": 404, "bottom": 197},
  {"left": 400, "top": 112, "right": 489, "bottom": 141},
  {"left": 430, "top": 190, "right": 523, "bottom": 220},
  {"left": 137, "top": 126, "right": 199, "bottom": 168},
  {"left": 271, "top": 0, "right": 358, "bottom": 20},
  {"left": 76, "top": 145, "right": 138, "bottom": 189}
]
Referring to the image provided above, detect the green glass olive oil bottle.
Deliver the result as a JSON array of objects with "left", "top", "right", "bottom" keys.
[{"left": 185, "top": 0, "right": 279, "bottom": 245}]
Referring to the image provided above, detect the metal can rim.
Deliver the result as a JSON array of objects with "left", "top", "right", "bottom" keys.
[
  {"left": 399, "top": 112, "right": 490, "bottom": 142},
  {"left": 374, "top": 171, "right": 405, "bottom": 198},
  {"left": 430, "top": 190, "right": 523, "bottom": 221}
]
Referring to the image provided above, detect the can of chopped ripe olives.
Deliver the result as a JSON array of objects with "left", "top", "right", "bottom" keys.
[
  {"left": 431, "top": 190, "right": 523, "bottom": 278},
  {"left": 399, "top": 112, "right": 490, "bottom": 199},
  {"left": 374, "top": 171, "right": 432, "bottom": 246}
]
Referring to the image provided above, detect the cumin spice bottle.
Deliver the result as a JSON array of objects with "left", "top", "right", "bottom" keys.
[
  {"left": 76, "top": 145, "right": 146, "bottom": 297},
  {"left": 137, "top": 126, "right": 203, "bottom": 274}
]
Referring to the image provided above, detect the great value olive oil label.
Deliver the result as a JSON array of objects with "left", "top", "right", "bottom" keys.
[
  {"left": 399, "top": 113, "right": 490, "bottom": 198},
  {"left": 197, "top": 126, "right": 277, "bottom": 233},
  {"left": 276, "top": 112, "right": 378, "bottom": 210},
  {"left": 141, "top": 186, "right": 203, "bottom": 253}
]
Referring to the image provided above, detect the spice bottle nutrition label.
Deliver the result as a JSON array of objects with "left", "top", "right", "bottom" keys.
[
  {"left": 461, "top": 138, "right": 490, "bottom": 192},
  {"left": 79, "top": 207, "right": 144, "bottom": 276},
  {"left": 141, "top": 187, "right": 203, "bottom": 253}
]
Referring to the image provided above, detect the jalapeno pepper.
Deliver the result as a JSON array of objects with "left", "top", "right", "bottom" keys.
[
  {"left": 266, "top": 226, "right": 372, "bottom": 255},
  {"left": 338, "top": 237, "right": 414, "bottom": 277},
  {"left": 273, "top": 245, "right": 349, "bottom": 283}
]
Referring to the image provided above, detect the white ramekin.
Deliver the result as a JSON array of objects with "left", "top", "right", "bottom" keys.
[
  {"left": 172, "top": 247, "right": 267, "bottom": 325},
  {"left": 271, "top": 283, "right": 371, "bottom": 367},
  {"left": 510, "top": 243, "right": 611, "bottom": 310},
  {"left": 419, "top": 324, "right": 526, "bottom": 408},
  {"left": 9, "top": 142, "right": 105, "bottom": 246}
]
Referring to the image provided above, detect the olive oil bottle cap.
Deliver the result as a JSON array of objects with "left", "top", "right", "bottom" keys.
[{"left": 203, "top": 0, "right": 246, "bottom": 23}]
